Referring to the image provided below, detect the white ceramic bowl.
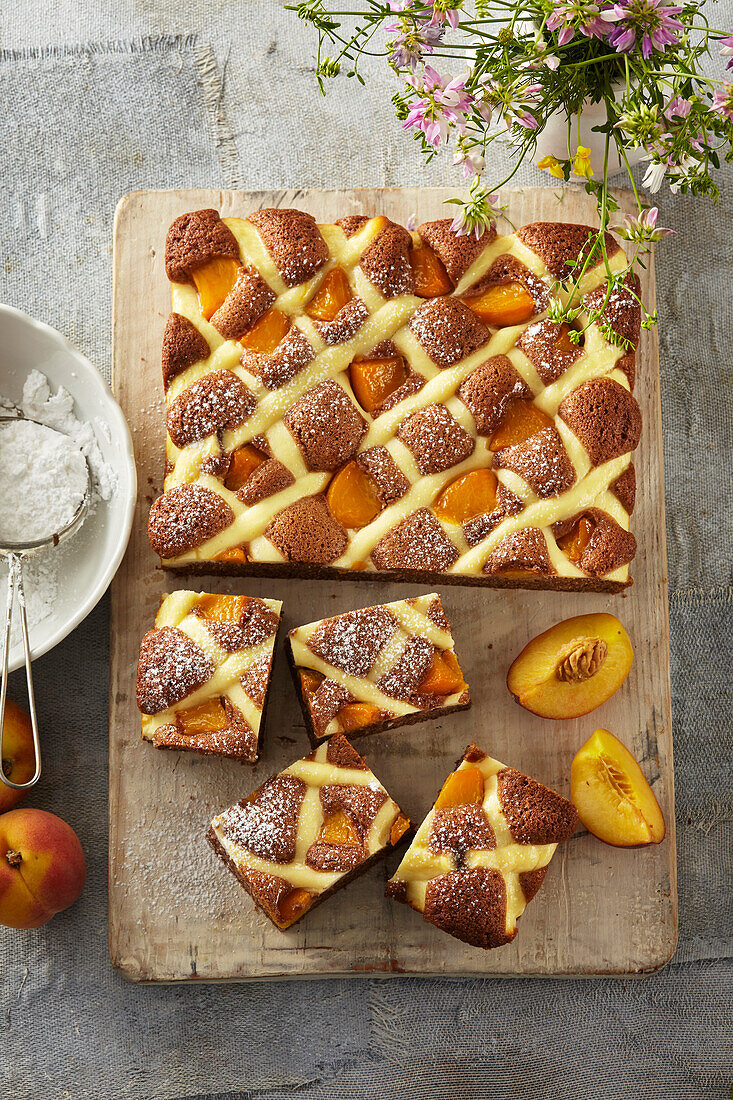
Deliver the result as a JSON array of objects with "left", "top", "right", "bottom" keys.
[{"left": 0, "top": 304, "right": 136, "bottom": 672}]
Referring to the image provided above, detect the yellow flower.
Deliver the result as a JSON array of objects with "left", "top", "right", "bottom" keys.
[
  {"left": 572, "top": 146, "right": 593, "bottom": 178},
  {"left": 537, "top": 154, "right": 565, "bottom": 179}
]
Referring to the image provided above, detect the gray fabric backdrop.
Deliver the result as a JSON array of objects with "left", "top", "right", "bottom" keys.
[{"left": 0, "top": 5, "right": 731, "bottom": 1098}]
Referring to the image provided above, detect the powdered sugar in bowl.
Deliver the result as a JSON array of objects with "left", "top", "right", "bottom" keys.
[{"left": 0, "top": 305, "right": 136, "bottom": 671}]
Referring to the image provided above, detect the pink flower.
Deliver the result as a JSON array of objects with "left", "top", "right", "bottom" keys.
[
  {"left": 712, "top": 82, "right": 733, "bottom": 120},
  {"left": 719, "top": 32, "right": 733, "bottom": 70},
  {"left": 429, "top": 4, "right": 461, "bottom": 30},
  {"left": 546, "top": 2, "right": 609, "bottom": 46},
  {"left": 403, "top": 67, "right": 473, "bottom": 147},
  {"left": 602, "top": 0, "right": 683, "bottom": 59},
  {"left": 664, "top": 95, "right": 691, "bottom": 119},
  {"left": 612, "top": 206, "right": 675, "bottom": 242}
]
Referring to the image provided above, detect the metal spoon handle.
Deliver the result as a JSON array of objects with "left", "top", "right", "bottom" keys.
[{"left": 0, "top": 554, "right": 42, "bottom": 790}]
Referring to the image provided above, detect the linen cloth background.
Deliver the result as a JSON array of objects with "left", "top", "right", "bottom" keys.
[{"left": 0, "top": 4, "right": 731, "bottom": 1098}]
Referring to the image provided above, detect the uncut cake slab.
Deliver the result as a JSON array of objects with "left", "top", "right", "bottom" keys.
[{"left": 109, "top": 187, "right": 675, "bottom": 982}]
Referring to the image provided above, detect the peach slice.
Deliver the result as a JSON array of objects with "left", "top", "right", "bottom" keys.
[
  {"left": 178, "top": 698, "right": 227, "bottom": 736},
  {"left": 319, "top": 810, "right": 361, "bottom": 847},
  {"left": 214, "top": 545, "right": 248, "bottom": 564},
  {"left": 305, "top": 268, "right": 353, "bottom": 321},
  {"left": 349, "top": 355, "right": 407, "bottom": 413},
  {"left": 326, "top": 461, "right": 382, "bottom": 530},
  {"left": 225, "top": 444, "right": 265, "bottom": 491},
  {"left": 336, "top": 703, "right": 383, "bottom": 732},
  {"left": 571, "top": 729, "right": 666, "bottom": 847},
  {"left": 557, "top": 515, "right": 595, "bottom": 563},
  {"left": 192, "top": 257, "right": 241, "bottom": 320},
  {"left": 0, "top": 700, "right": 35, "bottom": 812},
  {"left": 240, "top": 308, "right": 290, "bottom": 354},
  {"left": 299, "top": 669, "right": 325, "bottom": 696},
  {"left": 410, "top": 246, "right": 453, "bottom": 298},
  {"left": 464, "top": 282, "right": 535, "bottom": 326},
  {"left": 434, "top": 766, "right": 484, "bottom": 810},
  {"left": 390, "top": 812, "right": 411, "bottom": 846},
  {"left": 418, "top": 650, "right": 466, "bottom": 696},
  {"left": 433, "top": 468, "right": 498, "bottom": 524},
  {"left": 507, "top": 613, "right": 634, "bottom": 720},
  {"left": 489, "top": 399, "right": 554, "bottom": 450},
  {"left": 278, "top": 887, "right": 313, "bottom": 926},
  {"left": 198, "top": 594, "right": 245, "bottom": 622}
]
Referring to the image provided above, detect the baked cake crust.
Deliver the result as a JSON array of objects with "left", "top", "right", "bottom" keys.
[
  {"left": 207, "top": 734, "right": 411, "bottom": 930},
  {"left": 386, "top": 742, "right": 577, "bottom": 949},
  {"left": 135, "top": 590, "right": 281, "bottom": 763},
  {"left": 287, "top": 593, "right": 470, "bottom": 745},
  {"left": 151, "top": 208, "right": 641, "bottom": 592}
]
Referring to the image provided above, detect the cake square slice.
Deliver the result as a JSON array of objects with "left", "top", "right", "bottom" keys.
[
  {"left": 386, "top": 742, "right": 578, "bottom": 949},
  {"left": 135, "top": 590, "right": 281, "bottom": 763},
  {"left": 207, "top": 733, "right": 411, "bottom": 930},
  {"left": 287, "top": 592, "right": 470, "bottom": 746},
  {"left": 149, "top": 208, "right": 641, "bottom": 592}
]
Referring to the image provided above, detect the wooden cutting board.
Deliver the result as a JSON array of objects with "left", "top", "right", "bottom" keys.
[{"left": 109, "top": 186, "right": 676, "bottom": 981}]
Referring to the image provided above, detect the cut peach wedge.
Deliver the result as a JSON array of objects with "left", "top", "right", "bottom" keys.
[
  {"left": 240, "top": 308, "right": 290, "bottom": 354},
  {"left": 305, "top": 268, "right": 352, "bottom": 321},
  {"left": 571, "top": 729, "right": 665, "bottom": 847},
  {"left": 224, "top": 444, "right": 266, "bottom": 491},
  {"left": 349, "top": 355, "right": 407, "bottom": 413},
  {"left": 464, "top": 282, "right": 535, "bottom": 327},
  {"left": 178, "top": 698, "right": 227, "bottom": 736},
  {"left": 336, "top": 703, "right": 384, "bottom": 732},
  {"left": 507, "top": 613, "right": 633, "bottom": 720},
  {"left": 410, "top": 246, "right": 453, "bottom": 298},
  {"left": 319, "top": 810, "right": 361, "bottom": 847},
  {"left": 278, "top": 887, "right": 313, "bottom": 927},
  {"left": 326, "top": 461, "right": 382, "bottom": 529},
  {"left": 434, "top": 766, "right": 484, "bottom": 810},
  {"left": 433, "top": 469, "right": 498, "bottom": 524},
  {"left": 418, "top": 650, "right": 466, "bottom": 696},
  {"left": 192, "top": 257, "right": 240, "bottom": 320}
]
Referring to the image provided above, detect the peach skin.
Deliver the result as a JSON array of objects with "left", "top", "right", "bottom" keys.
[
  {"left": 571, "top": 729, "right": 666, "bottom": 847},
  {"left": 507, "top": 613, "right": 633, "bottom": 719},
  {"left": 0, "top": 808, "right": 86, "bottom": 929},
  {"left": 0, "top": 701, "right": 35, "bottom": 812}
]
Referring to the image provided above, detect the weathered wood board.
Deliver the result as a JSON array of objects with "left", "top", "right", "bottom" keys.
[{"left": 109, "top": 187, "right": 676, "bottom": 981}]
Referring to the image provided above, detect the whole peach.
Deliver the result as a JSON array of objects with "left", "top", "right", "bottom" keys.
[
  {"left": 0, "top": 809, "right": 86, "bottom": 929},
  {"left": 0, "top": 700, "right": 35, "bottom": 811}
]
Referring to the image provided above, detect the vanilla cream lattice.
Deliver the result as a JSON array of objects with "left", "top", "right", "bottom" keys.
[
  {"left": 208, "top": 734, "right": 409, "bottom": 929},
  {"left": 387, "top": 744, "right": 577, "bottom": 950},
  {"left": 153, "top": 209, "right": 641, "bottom": 589},
  {"left": 136, "top": 590, "right": 281, "bottom": 763},
  {"left": 289, "top": 593, "right": 469, "bottom": 743}
]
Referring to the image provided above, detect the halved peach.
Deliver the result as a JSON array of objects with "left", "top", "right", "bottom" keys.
[
  {"left": 571, "top": 729, "right": 665, "bottom": 847},
  {"left": 464, "top": 282, "right": 535, "bottom": 326},
  {"left": 410, "top": 246, "right": 453, "bottom": 298},
  {"left": 434, "top": 766, "right": 484, "bottom": 810},
  {"left": 336, "top": 703, "right": 383, "bottom": 732},
  {"left": 507, "top": 613, "right": 633, "bottom": 720},
  {"left": 225, "top": 444, "right": 265, "bottom": 491},
  {"left": 240, "top": 308, "right": 290, "bottom": 354},
  {"left": 433, "top": 468, "right": 498, "bottom": 524},
  {"left": 178, "top": 698, "right": 227, "bottom": 735},
  {"left": 326, "top": 461, "right": 382, "bottom": 529},
  {"left": 192, "top": 257, "right": 241, "bottom": 320},
  {"left": 319, "top": 810, "right": 360, "bottom": 847},
  {"left": 305, "top": 268, "right": 353, "bottom": 321},
  {"left": 489, "top": 399, "right": 553, "bottom": 450},
  {"left": 349, "top": 355, "right": 407, "bottom": 413},
  {"left": 418, "top": 650, "right": 466, "bottom": 696}
]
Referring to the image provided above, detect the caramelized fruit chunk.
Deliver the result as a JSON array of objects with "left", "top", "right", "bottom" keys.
[
  {"left": 326, "top": 461, "right": 382, "bottom": 529},
  {"left": 214, "top": 545, "right": 247, "bottom": 563},
  {"left": 434, "top": 766, "right": 484, "bottom": 810},
  {"left": 198, "top": 594, "right": 245, "bottom": 622},
  {"left": 178, "top": 698, "right": 227, "bottom": 735},
  {"left": 305, "top": 268, "right": 353, "bottom": 321},
  {"left": 557, "top": 516, "right": 596, "bottom": 563},
  {"left": 507, "top": 613, "right": 633, "bottom": 720},
  {"left": 336, "top": 703, "right": 383, "bottom": 732},
  {"left": 433, "top": 469, "right": 498, "bottom": 524},
  {"left": 464, "top": 282, "right": 535, "bottom": 326},
  {"left": 319, "top": 810, "right": 361, "bottom": 847},
  {"left": 489, "top": 399, "right": 554, "bottom": 450},
  {"left": 390, "top": 813, "right": 411, "bottom": 846},
  {"left": 192, "top": 257, "right": 241, "bottom": 320},
  {"left": 240, "top": 308, "right": 290, "bottom": 354},
  {"left": 299, "top": 669, "right": 325, "bottom": 695},
  {"left": 410, "top": 246, "right": 453, "bottom": 298},
  {"left": 571, "top": 729, "right": 665, "bottom": 847},
  {"left": 418, "top": 650, "right": 466, "bottom": 696},
  {"left": 278, "top": 887, "right": 313, "bottom": 925},
  {"left": 349, "top": 356, "right": 407, "bottom": 413},
  {"left": 224, "top": 444, "right": 266, "bottom": 491}
]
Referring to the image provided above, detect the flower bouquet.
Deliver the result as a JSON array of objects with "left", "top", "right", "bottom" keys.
[{"left": 288, "top": 0, "right": 733, "bottom": 340}]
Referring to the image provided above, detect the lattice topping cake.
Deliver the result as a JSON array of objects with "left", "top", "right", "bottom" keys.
[
  {"left": 207, "top": 733, "right": 411, "bottom": 930},
  {"left": 135, "top": 590, "right": 281, "bottom": 763},
  {"left": 386, "top": 742, "right": 577, "bottom": 949},
  {"left": 150, "top": 207, "right": 642, "bottom": 591},
  {"left": 288, "top": 593, "right": 469, "bottom": 745}
]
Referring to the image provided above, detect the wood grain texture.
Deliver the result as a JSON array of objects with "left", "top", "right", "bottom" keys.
[{"left": 109, "top": 187, "right": 676, "bottom": 982}]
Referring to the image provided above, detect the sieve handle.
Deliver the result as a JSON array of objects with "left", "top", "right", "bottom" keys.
[{"left": 0, "top": 554, "right": 42, "bottom": 790}]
